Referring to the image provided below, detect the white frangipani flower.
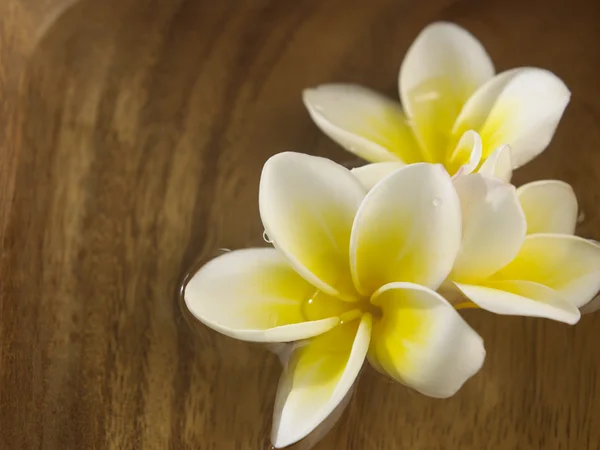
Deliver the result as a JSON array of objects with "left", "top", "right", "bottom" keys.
[
  {"left": 184, "top": 152, "right": 485, "bottom": 448},
  {"left": 447, "top": 174, "right": 600, "bottom": 323},
  {"left": 303, "top": 22, "right": 570, "bottom": 177}
]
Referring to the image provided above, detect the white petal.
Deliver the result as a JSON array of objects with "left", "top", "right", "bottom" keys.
[
  {"left": 350, "top": 162, "right": 405, "bottom": 190},
  {"left": 478, "top": 144, "right": 513, "bottom": 182},
  {"left": 303, "top": 84, "right": 422, "bottom": 163},
  {"left": 369, "top": 282, "right": 485, "bottom": 398},
  {"left": 453, "top": 68, "right": 571, "bottom": 168},
  {"left": 284, "top": 384, "right": 355, "bottom": 450},
  {"left": 454, "top": 280, "right": 580, "bottom": 324},
  {"left": 452, "top": 173, "right": 527, "bottom": 282},
  {"left": 399, "top": 22, "right": 494, "bottom": 162},
  {"left": 260, "top": 152, "right": 365, "bottom": 301},
  {"left": 271, "top": 315, "right": 371, "bottom": 448},
  {"left": 447, "top": 130, "right": 482, "bottom": 177},
  {"left": 350, "top": 163, "right": 461, "bottom": 295},
  {"left": 494, "top": 234, "right": 600, "bottom": 308},
  {"left": 184, "top": 248, "right": 343, "bottom": 342},
  {"left": 517, "top": 180, "right": 578, "bottom": 235},
  {"left": 452, "top": 70, "right": 521, "bottom": 134}
]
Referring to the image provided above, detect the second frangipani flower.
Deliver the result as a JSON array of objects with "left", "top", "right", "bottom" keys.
[
  {"left": 303, "top": 22, "right": 570, "bottom": 177},
  {"left": 447, "top": 175, "right": 600, "bottom": 322},
  {"left": 185, "top": 152, "right": 485, "bottom": 448}
]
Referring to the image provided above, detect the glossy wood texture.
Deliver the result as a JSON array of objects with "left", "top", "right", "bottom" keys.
[{"left": 2, "top": 0, "right": 600, "bottom": 448}]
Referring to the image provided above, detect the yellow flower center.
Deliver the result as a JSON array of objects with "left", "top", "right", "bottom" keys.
[{"left": 301, "top": 290, "right": 382, "bottom": 324}]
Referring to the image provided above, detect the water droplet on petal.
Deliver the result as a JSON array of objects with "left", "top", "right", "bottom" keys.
[
  {"left": 314, "top": 104, "right": 324, "bottom": 112},
  {"left": 578, "top": 211, "right": 586, "bottom": 224},
  {"left": 432, "top": 198, "right": 442, "bottom": 207},
  {"left": 262, "top": 230, "right": 272, "bottom": 244}
]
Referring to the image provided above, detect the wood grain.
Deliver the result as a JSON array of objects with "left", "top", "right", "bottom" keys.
[{"left": 2, "top": 0, "right": 600, "bottom": 448}]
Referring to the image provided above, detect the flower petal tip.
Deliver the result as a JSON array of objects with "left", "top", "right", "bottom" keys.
[
  {"left": 259, "top": 151, "right": 365, "bottom": 301},
  {"left": 302, "top": 86, "right": 320, "bottom": 107},
  {"left": 271, "top": 315, "right": 370, "bottom": 448}
]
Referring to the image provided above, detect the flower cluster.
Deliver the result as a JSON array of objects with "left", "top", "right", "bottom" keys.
[{"left": 184, "top": 22, "right": 600, "bottom": 448}]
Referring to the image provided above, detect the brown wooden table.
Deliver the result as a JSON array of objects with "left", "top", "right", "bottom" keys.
[{"left": 2, "top": 0, "right": 600, "bottom": 448}]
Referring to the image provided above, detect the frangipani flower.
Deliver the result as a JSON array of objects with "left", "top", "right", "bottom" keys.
[
  {"left": 185, "top": 152, "right": 485, "bottom": 448},
  {"left": 303, "top": 22, "right": 570, "bottom": 177},
  {"left": 446, "top": 174, "right": 600, "bottom": 323}
]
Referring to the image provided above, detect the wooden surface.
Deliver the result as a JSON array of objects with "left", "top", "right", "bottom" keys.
[{"left": 2, "top": 0, "right": 600, "bottom": 448}]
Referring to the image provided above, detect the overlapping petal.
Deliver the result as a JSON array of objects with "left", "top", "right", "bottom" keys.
[
  {"left": 184, "top": 248, "right": 343, "bottom": 342},
  {"left": 350, "top": 163, "right": 461, "bottom": 295},
  {"left": 452, "top": 173, "right": 526, "bottom": 282},
  {"left": 446, "top": 129, "right": 482, "bottom": 177},
  {"left": 517, "top": 180, "right": 578, "bottom": 235},
  {"left": 302, "top": 84, "right": 422, "bottom": 163},
  {"left": 271, "top": 315, "right": 372, "bottom": 448},
  {"left": 368, "top": 283, "right": 485, "bottom": 397},
  {"left": 351, "top": 162, "right": 405, "bottom": 190},
  {"left": 454, "top": 280, "right": 580, "bottom": 324},
  {"left": 453, "top": 68, "right": 571, "bottom": 168},
  {"left": 493, "top": 234, "right": 600, "bottom": 308},
  {"left": 260, "top": 152, "right": 365, "bottom": 301},
  {"left": 400, "top": 22, "right": 494, "bottom": 162},
  {"left": 478, "top": 144, "right": 512, "bottom": 182}
]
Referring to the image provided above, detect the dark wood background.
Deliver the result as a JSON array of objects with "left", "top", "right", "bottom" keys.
[{"left": 2, "top": 0, "right": 600, "bottom": 448}]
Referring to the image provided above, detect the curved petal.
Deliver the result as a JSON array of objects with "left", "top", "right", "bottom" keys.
[
  {"left": 351, "top": 162, "right": 405, "bottom": 190},
  {"left": 453, "top": 68, "right": 571, "bottom": 168},
  {"left": 271, "top": 314, "right": 371, "bottom": 448},
  {"left": 517, "top": 180, "right": 578, "bottom": 235},
  {"left": 350, "top": 163, "right": 461, "bottom": 295},
  {"left": 284, "top": 384, "right": 355, "bottom": 450},
  {"left": 447, "top": 129, "right": 482, "bottom": 177},
  {"left": 185, "top": 248, "right": 344, "bottom": 342},
  {"left": 369, "top": 282, "right": 485, "bottom": 398},
  {"left": 451, "top": 173, "right": 527, "bottom": 282},
  {"left": 452, "top": 69, "right": 521, "bottom": 135},
  {"left": 493, "top": 234, "right": 600, "bottom": 308},
  {"left": 400, "top": 22, "right": 494, "bottom": 162},
  {"left": 454, "top": 280, "right": 580, "bottom": 324},
  {"left": 260, "top": 152, "right": 365, "bottom": 301},
  {"left": 303, "top": 84, "right": 422, "bottom": 163},
  {"left": 478, "top": 144, "right": 513, "bottom": 182}
]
